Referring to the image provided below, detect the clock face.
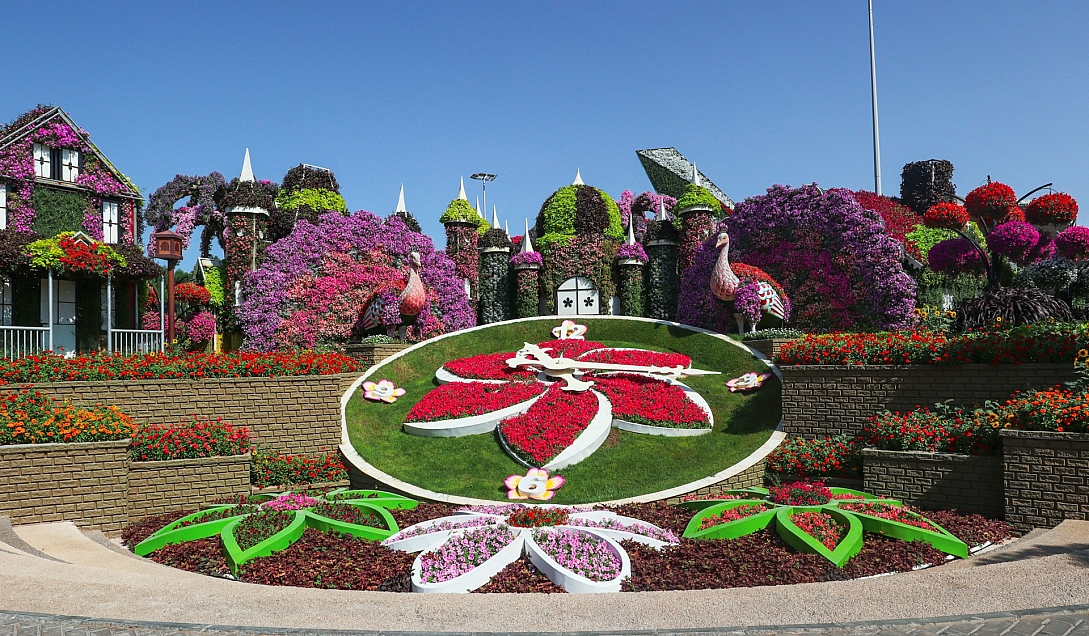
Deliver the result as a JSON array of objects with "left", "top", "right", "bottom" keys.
[{"left": 400, "top": 331, "right": 715, "bottom": 471}]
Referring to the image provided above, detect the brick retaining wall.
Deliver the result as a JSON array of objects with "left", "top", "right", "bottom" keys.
[
  {"left": 0, "top": 440, "right": 129, "bottom": 531},
  {"left": 343, "top": 343, "right": 411, "bottom": 366},
  {"left": 127, "top": 454, "right": 251, "bottom": 522},
  {"left": 1001, "top": 429, "right": 1089, "bottom": 533},
  {"left": 744, "top": 338, "right": 795, "bottom": 361},
  {"left": 862, "top": 448, "right": 1003, "bottom": 517},
  {"left": 0, "top": 373, "right": 360, "bottom": 456},
  {"left": 782, "top": 364, "right": 1076, "bottom": 439}
]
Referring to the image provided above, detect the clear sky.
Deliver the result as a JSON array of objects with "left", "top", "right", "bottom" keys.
[{"left": 3, "top": 1, "right": 1087, "bottom": 267}]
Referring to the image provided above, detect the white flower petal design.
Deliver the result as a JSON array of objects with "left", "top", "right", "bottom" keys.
[{"left": 383, "top": 507, "right": 678, "bottom": 594}]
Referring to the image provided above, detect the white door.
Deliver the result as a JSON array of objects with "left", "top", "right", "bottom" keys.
[
  {"left": 40, "top": 279, "right": 76, "bottom": 354},
  {"left": 556, "top": 277, "right": 599, "bottom": 316}
]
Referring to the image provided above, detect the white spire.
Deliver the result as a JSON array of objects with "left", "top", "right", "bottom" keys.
[
  {"left": 458, "top": 176, "right": 467, "bottom": 201},
  {"left": 573, "top": 168, "right": 584, "bottom": 186},
  {"left": 626, "top": 215, "right": 637, "bottom": 245},
  {"left": 504, "top": 219, "right": 510, "bottom": 237},
  {"left": 491, "top": 205, "right": 500, "bottom": 231},
  {"left": 691, "top": 162, "right": 701, "bottom": 187},
  {"left": 657, "top": 197, "right": 670, "bottom": 222},
  {"left": 475, "top": 196, "right": 483, "bottom": 218},
  {"left": 239, "top": 148, "right": 255, "bottom": 182},
  {"left": 521, "top": 218, "right": 535, "bottom": 253},
  {"left": 394, "top": 184, "right": 407, "bottom": 213}
]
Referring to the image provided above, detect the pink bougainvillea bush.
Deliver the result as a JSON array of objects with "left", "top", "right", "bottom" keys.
[
  {"left": 239, "top": 211, "right": 474, "bottom": 350},
  {"left": 679, "top": 185, "right": 915, "bottom": 331}
]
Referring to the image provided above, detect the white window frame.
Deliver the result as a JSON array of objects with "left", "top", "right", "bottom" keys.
[
  {"left": 0, "top": 277, "right": 10, "bottom": 327},
  {"left": 32, "top": 143, "right": 51, "bottom": 178},
  {"left": 0, "top": 184, "right": 7, "bottom": 230},
  {"left": 102, "top": 200, "right": 120, "bottom": 244},
  {"left": 60, "top": 149, "right": 80, "bottom": 182}
]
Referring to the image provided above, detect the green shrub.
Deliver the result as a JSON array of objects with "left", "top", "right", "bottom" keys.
[
  {"left": 274, "top": 188, "right": 347, "bottom": 215},
  {"left": 31, "top": 188, "right": 89, "bottom": 238},
  {"left": 440, "top": 198, "right": 489, "bottom": 235}
]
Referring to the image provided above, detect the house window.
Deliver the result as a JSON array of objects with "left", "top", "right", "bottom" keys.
[
  {"left": 0, "top": 184, "right": 7, "bottom": 230},
  {"left": 60, "top": 149, "right": 80, "bottom": 182},
  {"left": 0, "top": 278, "right": 10, "bottom": 327},
  {"left": 102, "top": 200, "right": 120, "bottom": 244},
  {"left": 33, "top": 143, "right": 51, "bottom": 178}
]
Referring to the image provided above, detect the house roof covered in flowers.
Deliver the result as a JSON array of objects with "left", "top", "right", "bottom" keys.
[{"left": 0, "top": 105, "right": 141, "bottom": 202}]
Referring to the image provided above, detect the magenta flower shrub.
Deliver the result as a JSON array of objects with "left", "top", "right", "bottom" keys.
[
  {"left": 928, "top": 238, "right": 986, "bottom": 274},
  {"left": 616, "top": 241, "right": 648, "bottom": 263},
  {"left": 1056, "top": 226, "right": 1089, "bottom": 262},
  {"left": 680, "top": 185, "right": 915, "bottom": 331},
  {"left": 617, "top": 190, "right": 675, "bottom": 242},
  {"left": 985, "top": 221, "right": 1040, "bottom": 265},
  {"left": 239, "top": 211, "right": 474, "bottom": 351}
]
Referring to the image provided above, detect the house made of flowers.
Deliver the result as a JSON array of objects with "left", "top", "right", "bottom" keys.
[{"left": 0, "top": 106, "right": 163, "bottom": 356}]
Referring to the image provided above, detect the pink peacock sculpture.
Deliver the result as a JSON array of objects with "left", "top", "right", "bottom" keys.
[
  {"left": 360, "top": 251, "right": 428, "bottom": 342},
  {"left": 709, "top": 232, "right": 788, "bottom": 333}
]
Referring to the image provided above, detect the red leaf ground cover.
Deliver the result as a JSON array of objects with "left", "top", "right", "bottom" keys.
[
  {"left": 240, "top": 529, "right": 415, "bottom": 590},
  {"left": 579, "top": 348, "right": 691, "bottom": 369},
  {"left": 474, "top": 557, "right": 567, "bottom": 593},
  {"left": 592, "top": 373, "right": 709, "bottom": 428},
  {"left": 498, "top": 385, "right": 598, "bottom": 466},
  {"left": 404, "top": 380, "right": 545, "bottom": 422}
]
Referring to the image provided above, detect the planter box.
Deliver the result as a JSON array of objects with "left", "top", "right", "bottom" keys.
[
  {"left": 782, "top": 363, "right": 1077, "bottom": 439},
  {"left": 0, "top": 440, "right": 129, "bottom": 531},
  {"left": 1001, "top": 429, "right": 1089, "bottom": 533},
  {"left": 343, "top": 343, "right": 412, "bottom": 366},
  {"left": 745, "top": 338, "right": 796, "bottom": 361},
  {"left": 128, "top": 454, "right": 251, "bottom": 522},
  {"left": 862, "top": 448, "right": 1003, "bottom": 517},
  {"left": 0, "top": 374, "right": 359, "bottom": 457}
]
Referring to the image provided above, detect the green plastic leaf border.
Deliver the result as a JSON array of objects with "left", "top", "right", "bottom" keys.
[{"left": 775, "top": 506, "right": 863, "bottom": 567}]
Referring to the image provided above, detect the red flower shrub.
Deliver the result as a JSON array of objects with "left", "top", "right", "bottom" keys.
[
  {"left": 1025, "top": 192, "right": 1079, "bottom": 226},
  {"left": 57, "top": 236, "right": 115, "bottom": 277},
  {"left": 922, "top": 202, "right": 969, "bottom": 231},
  {"left": 765, "top": 436, "right": 861, "bottom": 479},
  {"left": 965, "top": 182, "right": 1017, "bottom": 224},
  {"left": 250, "top": 448, "right": 347, "bottom": 488},
  {"left": 768, "top": 481, "right": 833, "bottom": 506},
  {"left": 591, "top": 373, "right": 709, "bottom": 429},
  {"left": 852, "top": 190, "right": 923, "bottom": 260},
  {"left": 129, "top": 417, "right": 251, "bottom": 461},
  {"left": 174, "top": 282, "right": 212, "bottom": 306},
  {"left": 498, "top": 385, "right": 598, "bottom": 466},
  {"left": 404, "top": 381, "right": 545, "bottom": 422}
]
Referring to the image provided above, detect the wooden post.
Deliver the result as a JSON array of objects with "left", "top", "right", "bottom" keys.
[{"left": 166, "top": 263, "right": 176, "bottom": 344}]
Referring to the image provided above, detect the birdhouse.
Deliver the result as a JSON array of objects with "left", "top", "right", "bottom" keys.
[{"left": 153, "top": 231, "right": 184, "bottom": 262}]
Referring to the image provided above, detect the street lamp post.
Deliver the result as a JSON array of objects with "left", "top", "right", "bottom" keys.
[
  {"left": 869, "top": 0, "right": 882, "bottom": 195},
  {"left": 471, "top": 173, "right": 497, "bottom": 223}
]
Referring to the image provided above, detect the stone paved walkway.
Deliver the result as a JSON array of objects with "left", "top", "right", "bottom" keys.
[{"left": 1, "top": 607, "right": 1088, "bottom": 636}]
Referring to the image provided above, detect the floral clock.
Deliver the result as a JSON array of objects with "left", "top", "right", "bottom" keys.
[
  {"left": 401, "top": 327, "right": 719, "bottom": 470},
  {"left": 382, "top": 503, "right": 678, "bottom": 593},
  {"left": 681, "top": 482, "right": 969, "bottom": 567},
  {"left": 133, "top": 489, "right": 416, "bottom": 573}
]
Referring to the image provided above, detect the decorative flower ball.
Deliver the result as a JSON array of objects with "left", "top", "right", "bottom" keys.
[
  {"left": 1004, "top": 206, "right": 1026, "bottom": 223},
  {"left": 362, "top": 379, "right": 406, "bottom": 403},
  {"left": 928, "top": 237, "right": 985, "bottom": 274},
  {"left": 1025, "top": 193, "right": 1079, "bottom": 226},
  {"left": 965, "top": 182, "right": 1017, "bottom": 224},
  {"left": 986, "top": 221, "right": 1041, "bottom": 265},
  {"left": 922, "top": 202, "right": 969, "bottom": 231},
  {"left": 1056, "top": 226, "right": 1089, "bottom": 261},
  {"left": 725, "top": 372, "right": 772, "bottom": 393}
]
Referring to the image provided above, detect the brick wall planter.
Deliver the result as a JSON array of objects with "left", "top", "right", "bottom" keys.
[
  {"left": 1001, "top": 429, "right": 1089, "bottom": 533},
  {"left": 0, "top": 373, "right": 360, "bottom": 456},
  {"left": 744, "top": 338, "right": 795, "bottom": 361},
  {"left": 127, "top": 454, "right": 251, "bottom": 522},
  {"left": 782, "top": 363, "right": 1077, "bottom": 439},
  {"left": 343, "top": 343, "right": 411, "bottom": 366},
  {"left": 862, "top": 448, "right": 1003, "bottom": 517},
  {"left": 0, "top": 440, "right": 129, "bottom": 531}
]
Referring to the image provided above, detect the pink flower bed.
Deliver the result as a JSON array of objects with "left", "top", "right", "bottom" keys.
[
  {"left": 498, "top": 385, "right": 598, "bottom": 466},
  {"left": 592, "top": 373, "right": 710, "bottom": 429},
  {"left": 790, "top": 511, "right": 845, "bottom": 551},
  {"left": 417, "top": 525, "right": 518, "bottom": 583},
  {"left": 837, "top": 502, "right": 936, "bottom": 531},
  {"left": 404, "top": 381, "right": 545, "bottom": 422},
  {"left": 442, "top": 352, "right": 538, "bottom": 380},
  {"left": 580, "top": 348, "right": 691, "bottom": 369},
  {"left": 263, "top": 493, "right": 319, "bottom": 511},
  {"left": 698, "top": 503, "right": 770, "bottom": 530},
  {"left": 532, "top": 528, "right": 622, "bottom": 581}
]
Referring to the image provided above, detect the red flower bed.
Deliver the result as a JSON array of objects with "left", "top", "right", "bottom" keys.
[
  {"left": 0, "top": 351, "right": 363, "bottom": 384},
  {"left": 1026, "top": 192, "right": 1079, "bottom": 226},
  {"left": 404, "top": 381, "right": 545, "bottom": 422},
  {"left": 765, "top": 436, "right": 861, "bottom": 480},
  {"left": 699, "top": 503, "right": 769, "bottom": 530},
  {"left": 778, "top": 324, "right": 1089, "bottom": 366},
  {"left": 250, "top": 449, "right": 347, "bottom": 488},
  {"left": 836, "top": 502, "right": 936, "bottom": 531},
  {"left": 498, "top": 385, "right": 598, "bottom": 466},
  {"left": 442, "top": 352, "right": 538, "bottom": 380},
  {"left": 790, "top": 511, "right": 844, "bottom": 550},
  {"left": 579, "top": 348, "right": 691, "bottom": 370},
  {"left": 769, "top": 481, "right": 833, "bottom": 506},
  {"left": 506, "top": 507, "right": 570, "bottom": 528},
  {"left": 923, "top": 202, "right": 969, "bottom": 230},
  {"left": 592, "top": 373, "right": 709, "bottom": 429},
  {"left": 864, "top": 407, "right": 1000, "bottom": 455},
  {"left": 129, "top": 417, "right": 251, "bottom": 461},
  {"left": 536, "top": 338, "right": 605, "bottom": 358},
  {"left": 965, "top": 182, "right": 1017, "bottom": 224}
]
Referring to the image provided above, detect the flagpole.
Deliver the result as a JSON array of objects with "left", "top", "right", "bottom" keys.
[{"left": 869, "top": 0, "right": 882, "bottom": 195}]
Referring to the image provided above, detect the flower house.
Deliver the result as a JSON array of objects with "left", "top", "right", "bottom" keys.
[{"left": 0, "top": 106, "right": 163, "bottom": 357}]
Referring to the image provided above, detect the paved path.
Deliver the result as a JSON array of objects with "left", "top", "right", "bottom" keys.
[{"left": 1, "top": 607, "right": 1088, "bottom": 636}]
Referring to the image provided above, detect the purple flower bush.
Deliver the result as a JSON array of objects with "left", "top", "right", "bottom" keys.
[
  {"left": 617, "top": 190, "right": 674, "bottom": 242},
  {"left": 1057, "top": 226, "right": 1089, "bottom": 262},
  {"left": 928, "top": 237, "right": 986, "bottom": 274},
  {"left": 985, "top": 221, "right": 1041, "bottom": 266},
  {"left": 616, "top": 241, "right": 648, "bottom": 263},
  {"left": 239, "top": 211, "right": 474, "bottom": 351},
  {"left": 680, "top": 185, "right": 915, "bottom": 331},
  {"left": 510, "top": 250, "right": 544, "bottom": 267}
]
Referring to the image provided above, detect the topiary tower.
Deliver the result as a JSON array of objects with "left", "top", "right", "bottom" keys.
[
  {"left": 218, "top": 149, "right": 277, "bottom": 330},
  {"left": 615, "top": 221, "right": 647, "bottom": 316},
  {"left": 442, "top": 177, "right": 486, "bottom": 304},
  {"left": 645, "top": 199, "right": 681, "bottom": 320},
  {"left": 675, "top": 165, "right": 720, "bottom": 274},
  {"left": 478, "top": 207, "right": 512, "bottom": 324},
  {"left": 511, "top": 220, "right": 543, "bottom": 318},
  {"left": 270, "top": 163, "right": 346, "bottom": 242},
  {"left": 535, "top": 170, "right": 623, "bottom": 315}
]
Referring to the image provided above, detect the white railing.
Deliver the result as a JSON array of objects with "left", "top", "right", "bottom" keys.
[
  {"left": 0, "top": 326, "right": 50, "bottom": 360},
  {"left": 110, "top": 329, "right": 163, "bottom": 355}
]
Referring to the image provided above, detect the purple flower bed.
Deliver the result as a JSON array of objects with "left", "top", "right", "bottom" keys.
[
  {"left": 532, "top": 528, "right": 622, "bottom": 581},
  {"left": 417, "top": 525, "right": 518, "bottom": 583}
]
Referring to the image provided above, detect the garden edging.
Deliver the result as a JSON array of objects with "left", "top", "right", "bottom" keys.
[{"left": 862, "top": 448, "right": 1003, "bottom": 517}]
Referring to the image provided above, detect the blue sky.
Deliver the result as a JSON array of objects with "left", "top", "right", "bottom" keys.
[{"left": 4, "top": 1, "right": 1087, "bottom": 266}]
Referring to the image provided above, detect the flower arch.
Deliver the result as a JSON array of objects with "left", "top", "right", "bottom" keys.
[{"left": 144, "top": 172, "right": 227, "bottom": 257}]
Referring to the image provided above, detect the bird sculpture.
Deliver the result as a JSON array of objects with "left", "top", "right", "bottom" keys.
[
  {"left": 360, "top": 251, "right": 428, "bottom": 342},
  {"left": 709, "top": 232, "right": 788, "bottom": 334}
]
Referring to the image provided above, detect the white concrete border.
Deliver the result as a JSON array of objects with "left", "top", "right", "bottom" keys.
[
  {"left": 403, "top": 394, "right": 543, "bottom": 438},
  {"left": 339, "top": 315, "right": 785, "bottom": 507},
  {"left": 525, "top": 528, "right": 630, "bottom": 593}
]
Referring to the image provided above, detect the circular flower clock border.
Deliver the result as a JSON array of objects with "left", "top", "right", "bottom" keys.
[{"left": 400, "top": 324, "right": 721, "bottom": 470}]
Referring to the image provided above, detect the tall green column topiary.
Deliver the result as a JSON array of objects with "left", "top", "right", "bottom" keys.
[
  {"left": 513, "top": 262, "right": 541, "bottom": 318},
  {"left": 645, "top": 219, "right": 681, "bottom": 320},
  {"left": 478, "top": 229, "right": 512, "bottom": 324},
  {"left": 617, "top": 261, "right": 645, "bottom": 316},
  {"left": 444, "top": 220, "right": 480, "bottom": 302}
]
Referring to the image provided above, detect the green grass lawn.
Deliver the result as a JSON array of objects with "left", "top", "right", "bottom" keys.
[{"left": 345, "top": 318, "right": 780, "bottom": 503}]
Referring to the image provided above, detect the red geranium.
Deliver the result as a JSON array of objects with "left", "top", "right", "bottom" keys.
[
  {"left": 175, "top": 282, "right": 212, "bottom": 306},
  {"left": 922, "top": 202, "right": 969, "bottom": 231},
  {"left": 965, "top": 182, "right": 1017, "bottom": 224},
  {"left": 1025, "top": 192, "right": 1079, "bottom": 226}
]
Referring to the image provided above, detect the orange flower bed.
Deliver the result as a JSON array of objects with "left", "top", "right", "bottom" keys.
[{"left": 0, "top": 389, "right": 135, "bottom": 445}]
